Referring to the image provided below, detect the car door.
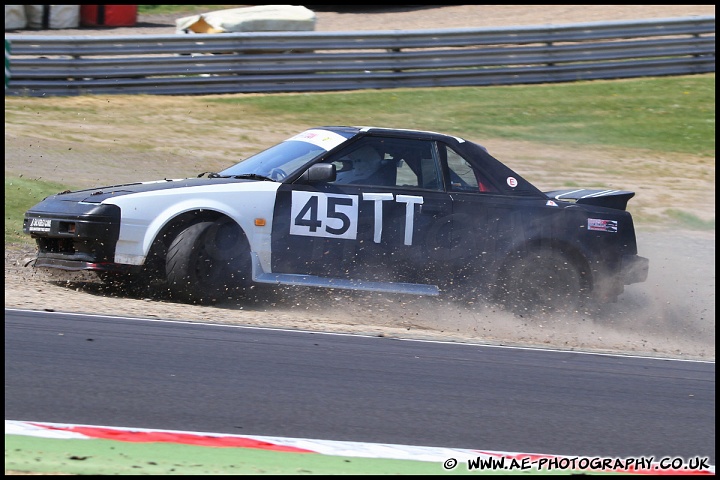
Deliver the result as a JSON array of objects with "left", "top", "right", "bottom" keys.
[
  {"left": 271, "top": 136, "right": 453, "bottom": 284},
  {"left": 440, "top": 142, "right": 555, "bottom": 278}
]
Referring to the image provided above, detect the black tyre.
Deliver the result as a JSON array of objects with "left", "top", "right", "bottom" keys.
[
  {"left": 165, "top": 219, "right": 251, "bottom": 304},
  {"left": 495, "top": 249, "right": 587, "bottom": 315}
]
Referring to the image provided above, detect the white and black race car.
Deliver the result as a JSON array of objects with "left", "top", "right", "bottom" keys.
[{"left": 23, "top": 126, "right": 649, "bottom": 311}]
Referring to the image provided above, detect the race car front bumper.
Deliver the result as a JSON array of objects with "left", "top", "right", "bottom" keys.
[{"left": 23, "top": 203, "right": 123, "bottom": 272}]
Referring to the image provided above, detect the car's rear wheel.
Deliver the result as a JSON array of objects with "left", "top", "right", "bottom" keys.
[
  {"left": 165, "top": 219, "right": 251, "bottom": 304},
  {"left": 495, "top": 249, "right": 587, "bottom": 315}
]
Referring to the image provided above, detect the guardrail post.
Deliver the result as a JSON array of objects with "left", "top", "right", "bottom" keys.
[
  {"left": 546, "top": 41, "right": 555, "bottom": 67},
  {"left": 4, "top": 39, "right": 10, "bottom": 90}
]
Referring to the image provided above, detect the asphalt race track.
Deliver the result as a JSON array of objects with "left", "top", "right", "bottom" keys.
[{"left": 5, "top": 307, "right": 715, "bottom": 473}]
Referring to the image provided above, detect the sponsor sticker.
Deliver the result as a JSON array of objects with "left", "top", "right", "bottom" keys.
[
  {"left": 588, "top": 218, "right": 618, "bottom": 233},
  {"left": 28, "top": 218, "right": 51, "bottom": 232},
  {"left": 287, "top": 129, "right": 347, "bottom": 151},
  {"left": 507, "top": 177, "right": 518, "bottom": 188}
]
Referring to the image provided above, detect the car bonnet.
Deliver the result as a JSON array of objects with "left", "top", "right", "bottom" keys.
[{"left": 43, "top": 177, "right": 256, "bottom": 204}]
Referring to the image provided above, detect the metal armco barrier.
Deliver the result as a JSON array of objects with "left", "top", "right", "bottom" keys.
[{"left": 4, "top": 16, "right": 715, "bottom": 97}]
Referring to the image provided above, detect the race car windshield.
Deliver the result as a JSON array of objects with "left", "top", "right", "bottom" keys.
[{"left": 219, "top": 140, "right": 328, "bottom": 178}]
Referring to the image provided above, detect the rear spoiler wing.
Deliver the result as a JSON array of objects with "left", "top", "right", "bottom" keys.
[{"left": 544, "top": 189, "right": 635, "bottom": 211}]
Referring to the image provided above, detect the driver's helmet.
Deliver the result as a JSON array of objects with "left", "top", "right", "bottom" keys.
[{"left": 335, "top": 145, "right": 383, "bottom": 184}]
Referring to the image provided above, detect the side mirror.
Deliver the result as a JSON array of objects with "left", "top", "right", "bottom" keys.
[{"left": 299, "top": 163, "right": 336, "bottom": 183}]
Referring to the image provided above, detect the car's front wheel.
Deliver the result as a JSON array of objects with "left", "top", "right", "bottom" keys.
[{"left": 165, "top": 219, "right": 251, "bottom": 304}]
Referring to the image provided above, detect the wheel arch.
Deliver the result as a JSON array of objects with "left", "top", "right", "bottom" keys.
[
  {"left": 495, "top": 237, "right": 594, "bottom": 292},
  {"left": 151, "top": 209, "right": 251, "bottom": 254},
  {"left": 141, "top": 209, "right": 252, "bottom": 277}
]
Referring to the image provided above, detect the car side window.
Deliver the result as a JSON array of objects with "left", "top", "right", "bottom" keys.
[
  {"left": 396, "top": 153, "right": 442, "bottom": 191},
  {"left": 328, "top": 143, "right": 395, "bottom": 186},
  {"left": 326, "top": 138, "right": 442, "bottom": 190},
  {"left": 445, "top": 146, "right": 497, "bottom": 193}
]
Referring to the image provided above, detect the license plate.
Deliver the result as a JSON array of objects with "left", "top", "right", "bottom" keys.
[{"left": 28, "top": 218, "right": 52, "bottom": 232}]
